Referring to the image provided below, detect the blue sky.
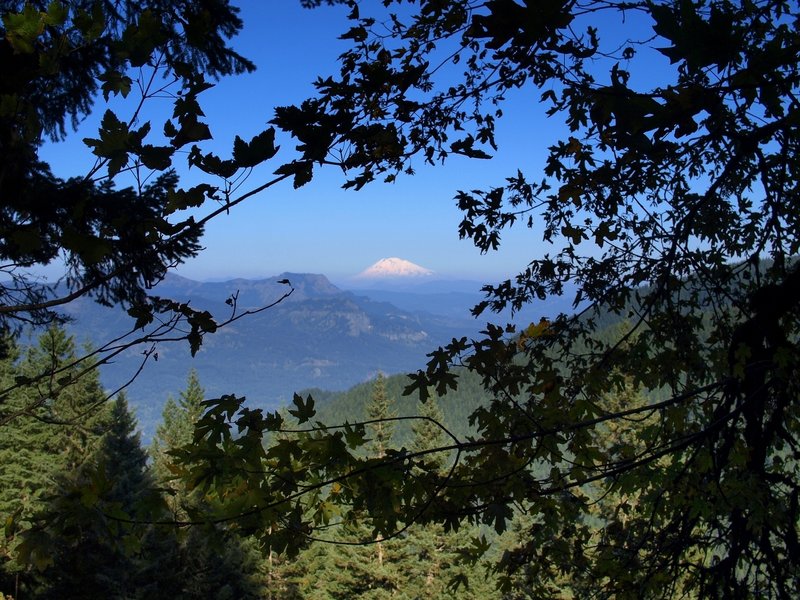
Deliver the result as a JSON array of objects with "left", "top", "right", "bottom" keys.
[{"left": 39, "top": 1, "right": 660, "bottom": 284}]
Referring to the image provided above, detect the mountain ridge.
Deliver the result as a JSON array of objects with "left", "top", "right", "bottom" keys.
[
  {"left": 48, "top": 271, "right": 576, "bottom": 439},
  {"left": 59, "top": 273, "right": 483, "bottom": 436}
]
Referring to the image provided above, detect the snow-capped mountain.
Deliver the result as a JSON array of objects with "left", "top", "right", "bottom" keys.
[{"left": 356, "top": 257, "right": 434, "bottom": 279}]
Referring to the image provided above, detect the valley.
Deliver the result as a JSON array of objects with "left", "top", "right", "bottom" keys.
[{"left": 57, "top": 271, "right": 572, "bottom": 436}]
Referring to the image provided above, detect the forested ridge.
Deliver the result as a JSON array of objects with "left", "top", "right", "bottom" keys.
[
  {"left": 0, "top": 329, "right": 503, "bottom": 598},
  {"left": 313, "top": 368, "right": 487, "bottom": 446},
  {"left": 0, "top": 318, "right": 651, "bottom": 598}
]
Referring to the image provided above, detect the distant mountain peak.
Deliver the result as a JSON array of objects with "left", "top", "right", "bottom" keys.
[{"left": 356, "top": 257, "right": 434, "bottom": 279}]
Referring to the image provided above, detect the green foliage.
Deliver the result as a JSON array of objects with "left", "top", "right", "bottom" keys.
[
  {"left": 0, "top": 325, "right": 107, "bottom": 533},
  {"left": 26, "top": 394, "right": 167, "bottom": 599},
  {"left": 315, "top": 368, "right": 487, "bottom": 446},
  {"left": 0, "top": 2, "right": 283, "bottom": 596},
  {"left": 366, "top": 373, "right": 396, "bottom": 458},
  {"left": 276, "top": 522, "right": 407, "bottom": 599},
  {"left": 0, "top": 0, "right": 295, "bottom": 416},
  {"left": 150, "top": 370, "right": 267, "bottom": 598},
  {"left": 0, "top": 325, "right": 115, "bottom": 595},
  {"left": 409, "top": 395, "right": 447, "bottom": 468},
  {"left": 151, "top": 368, "right": 205, "bottom": 483},
  {"left": 172, "top": 1, "right": 800, "bottom": 597},
  {"left": 3, "top": 0, "right": 798, "bottom": 597},
  {"left": 0, "top": 0, "right": 258, "bottom": 325},
  {"left": 268, "top": 388, "right": 499, "bottom": 599}
]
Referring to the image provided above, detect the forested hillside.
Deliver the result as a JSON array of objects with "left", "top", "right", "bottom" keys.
[
  {"left": 313, "top": 368, "right": 488, "bottom": 446},
  {"left": 54, "top": 272, "right": 501, "bottom": 437},
  {"left": 1, "top": 329, "right": 505, "bottom": 598}
]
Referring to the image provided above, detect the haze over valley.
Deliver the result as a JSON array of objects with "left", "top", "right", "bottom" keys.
[{"left": 56, "top": 259, "right": 571, "bottom": 436}]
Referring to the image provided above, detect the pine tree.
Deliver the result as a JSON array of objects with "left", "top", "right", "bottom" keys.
[
  {"left": 366, "top": 373, "right": 396, "bottom": 459},
  {"left": 149, "top": 370, "right": 266, "bottom": 598},
  {"left": 98, "top": 393, "right": 152, "bottom": 508},
  {"left": 0, "top": 336, "right": 29, "bottom": 596},
  {"left": 276, "top": 521, "right": 406, "bottom": 600},
  {"left": 151, "top": 369, "right": 205, "bottom": 484},
  {"left": 398, "top": 397, "right": 496, "bottom": 599},
  {"left": 409, "top": 395, "right": 448, "bottom": 471},
  {"left": 275, "top": 379, "right": 407, "bottom": 598},
  {"left": 34, "top": 393, "right": 165, "bottom": 599},
  {"left": 20, "top": 325, "right": 110, "bottom": 467},
  {"left": 0, "top": 326, "right": 110, "bottom": 597}
]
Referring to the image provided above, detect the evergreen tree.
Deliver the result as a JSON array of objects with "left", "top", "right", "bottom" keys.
[
  {"left": 99, "top": 394, "right": 152, "bottom": 509},
  {"left": 34, "top": 393, "right": 165, "bottom": 599},
  {"left": 0, "top": 337, "right": 28, "bottom": 596},
  {"left": 0, "top": 336, "right": 46, "bottom": 523},
  {"left": 409, "top": 395, "right": 448, "bottom": 471},
  {"left": 276, "top": 393, "right": 497, "bottom": 600},
  {"left": 150, "top": 370, "right": 266, "bottom": 598},
  {"left": 365, "top": 373, "right": 396, "bottom": 459},
  {"left": 276, "top": 521, "right": 406, "bottom": 600},
  {"left": 0, "top": 326, "right": 110, "bottom": 596},
  {"left": 275, "top": 380, "right": 407, "bottom": 599},
  {"left": 396, "top": 396, "right": 496, "bottom": 599},
  {"left": 364, "top": 373, "right": 398, "bottom": 569},
  {"left": 20, "top": 326, "right": 110, "bottom": 467},
  {"left": 151, "top": 368, "right": 205, "bottom": 484}
]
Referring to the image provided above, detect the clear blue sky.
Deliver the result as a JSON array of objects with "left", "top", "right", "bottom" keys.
[{"left": 40, "top": 1, "right": 660, "bottom": 284}]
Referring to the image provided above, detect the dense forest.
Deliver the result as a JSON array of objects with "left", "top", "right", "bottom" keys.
[
  {"left": 0, "top": 327, "right": 505, "bottom": 598},
  {"left": 0, "top": 320, "right": 676, "bottom": 598},
  {"left": 2, "top": 0, "right": 799, "bottom": 597}
]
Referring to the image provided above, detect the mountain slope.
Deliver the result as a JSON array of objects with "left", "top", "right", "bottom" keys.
[
  {"left": 59, "top": 273, "right": 481, "bottom": 435},
  {"left": 312, "top": 368, "right": 488, "bottom": 447}
]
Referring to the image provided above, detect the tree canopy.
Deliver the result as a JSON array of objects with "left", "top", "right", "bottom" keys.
[
  {"left": 1, "top": 0, "right": 253, "bottom": 324},
  {"left": 0, "top": 0, "right": 293, "bottom": 432},
  {"left": 0, "top": 2, "right": 284, "bottom": 592},
  {"left": 3, "top": 0, "right": 799, "bottom": 597},
  {"left": 172, "top": 0, "right": 800, "bottom": 597}
]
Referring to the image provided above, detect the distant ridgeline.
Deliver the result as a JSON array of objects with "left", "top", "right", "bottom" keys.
[
  {"left": 48, "top": 272, "right": 571, "bottom": 438},
  {"left": 309, "top": 367, "right": 488, "bottom": 447},
  {"left": 18, "top": 263, "right": 729, "bottom": 440},
  {"left": 304, "top": 265, "right": 729, "bottom": 446},
  {"left": 21, "top": 266, "right": 693, "bottom": 441},
  {"left": 307, "top": 317, "right": 659, "bottom": 449}
]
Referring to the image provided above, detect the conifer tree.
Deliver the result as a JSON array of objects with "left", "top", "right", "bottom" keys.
[
  {"left": 409, "top": 395, "right": 448, "bottom": 471},
  {"left": 276, "top": 378, "right": 407, "bottom": 599},
  {"left": 91, "top": 393, "right": 151, "bottom": 513},
  {"left": 276, "top": 519, "right": 407, "bottom": 600},
  {"left": 0, "top": 336, "right": 45, "bottom": 522},
  {"left": 0, "top": 326, "right": 109, "bottom": 596},
  {"left": 33, "top": 393, "right": 166, "bottom": 599},
  {"left": 366, "top": 372, "right": 396, "bottom": 459},
  {"left": 0, "top": 337, "right": 27, "bottom": 595},
  {"left": 399, "top": 396, "right": 492, "bottom": 599},
  {"left": 20, "top": 325, "right": 110, "bottom": 467},
  {"left": 150, "top": 370, "right": 266, "bottom": 598},
  {"left": 364, "top": 373, "right": 398, "bottom": 569},
  {"left": 151, "top": 369, "right": 205, "bottom": 484}
]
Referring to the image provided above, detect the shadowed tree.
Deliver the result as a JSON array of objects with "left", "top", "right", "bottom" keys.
[
  {"left": 30, "top": 393, "right": 171, "bottom": 599},
  {"left": 366, "top": 372, "right": 396, "bottom": 459},
  {"left": 150, "top": 370, "right": 266, "bottom": 599},
  {"left": 0, "top": 0, "right": 291, "bottom": 515},
  {"left": 171, "top": 1, "right": 800, "bottom": 598},
  {"left": 0, "top": 325, "right": 111, "bottom": 595}
]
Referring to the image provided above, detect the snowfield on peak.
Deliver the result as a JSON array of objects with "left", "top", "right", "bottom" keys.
[{"left": 356, "top": 257, "right": 434, "bottom": 279}]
